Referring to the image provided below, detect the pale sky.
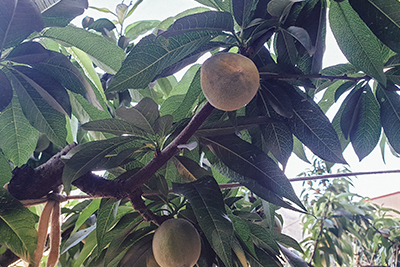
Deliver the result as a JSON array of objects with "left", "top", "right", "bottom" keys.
[{"left": 76, "top": 0, "right": 400, "bottom": 199}]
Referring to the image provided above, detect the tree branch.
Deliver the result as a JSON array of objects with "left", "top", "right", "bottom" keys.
[{"left": 260, "top": 72, "right": 370, "bottom": 82}]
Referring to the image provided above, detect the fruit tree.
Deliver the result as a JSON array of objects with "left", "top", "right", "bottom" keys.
[{"left": 1, "top": 0, "right": 400, "bottom": 266}]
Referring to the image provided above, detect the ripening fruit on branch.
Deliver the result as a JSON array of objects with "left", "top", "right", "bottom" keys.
[
  {"left": 200, "top": 52, "right": 260, "bottom": 111},
  {"left": 152, "top": 218, "right": 201, "bottom": 267}
]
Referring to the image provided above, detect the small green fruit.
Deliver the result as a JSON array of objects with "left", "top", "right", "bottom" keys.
[{"left": 152, "top": 218, "right": 201, "bottom": 267}]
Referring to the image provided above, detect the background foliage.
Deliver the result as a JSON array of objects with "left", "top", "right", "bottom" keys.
[{"left": 1, "top": 0, "right": 400, "bottom": 266}]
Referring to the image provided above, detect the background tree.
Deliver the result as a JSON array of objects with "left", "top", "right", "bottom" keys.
[{"left": 1, "top": 0, "right": 400, "bottom": 266}]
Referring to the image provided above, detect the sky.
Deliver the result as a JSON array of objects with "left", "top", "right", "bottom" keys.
[{"left": 75, "top": 0, "right": 400, "bottom": 199}]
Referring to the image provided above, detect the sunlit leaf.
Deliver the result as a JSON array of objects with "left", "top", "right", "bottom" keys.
[
  {"left": 0, "top": 188, "right": 38, "bottom": 264},
  {"left": 125, "top": 20, "right": 160, "bottom": 41},
  {"left": 0, "top": 152, "right": 12, "bottom": 187},
  {"left": 0, "top": 92, "right": 38, "bottom": 166},
  {"left": 8, "top": 70, "right": 66, "bottom": 147},
  {"left": 97, "top": 199, "right": 120, "bottom": 253},
  {"left": 107, "top": 31, "right": 218, "bottom": 93},
  {"left": 41, "top": 26, "right": 125, "bottom": 74}
]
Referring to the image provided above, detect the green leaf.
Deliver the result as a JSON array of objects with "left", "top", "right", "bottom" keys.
[
  {"left": 153, "top": 115, "right": 173, "bottom": 137},
  {"left": 349, "top": 0, "right": 400, "bottom": 54},
  {"left": 0, "top": 92, "right": 38, "bottom": 166},
  {"left": 329, "top": 1, "right": 386, "bottom": 85},
  {"left": 39, "top": 0, "right": 88, "bottom": 27},
  {"left": 107, "top": 31, "right": 217, "bottom": 93},
  {"left": 69, "top": 92, "right": 111, "bottom": 123},
  {"left": 82, "top": 118, "right": 148, "bottom": 136},
  {"left": 229, "top": 213, "right": 257, "bottom": 258},
  {"left": 292, "top": 136, "right": 310, "bottom": 164},
  {"left": 32, "top": 50, "right": 103, "bottom": 110},
  {"left": 174, "top": 177, "right": 234, "bottom": 267},
  {"left": 340, "top": 85, "right": 364, "bottom": 140},
  {"left": 246, "top": 247, "right": 281, "bottom": 267},
  {"left": 286, "top": 87, "right": 347, "bottom": 164},
  {"left": 0, "top": 188, "right": 37, "bottom": 264},
  {"left": 41, "top": 26, "right": 125, "bottom": 74},
  {"left": 117, "top": 232, "right": 154, "bottom": 267},
  {"left": 286, "top": 26, "right": 314, "bottom": 56},
  {"left": 279, "top": 244, "right": 308, "bottom": 267},
  {"left": 88, "top": 18, "right": 115, "bottom": 33},
  {"left": 276, "top": 29, "right": 299, "bottom": 66},
  {"left": 172, "top": 156, "right": 211, "bottom": 182},
  {"left": 71, "top": 199, "right": 101, "bottom": 235},
  {"left": 97, "top": 199, "right": 120, "bottom": 253},
  {"left": 161, "top": 11, "right": 234, "bottom": 38},
  {"left": 0, "top": 70, "right": 13, "bottom": 112},
  {"left": 61, "top": 224, "right": 96, "bottom": 254},
  {"left": 0, "top": 0, "right": 44, "bottom": 50},
  {"left": 260, "top": 80, "right": 293, "bottom": 118},
  {"left": 125, "top": 20, "right": 160, "bottom": 40},
  {"left": 200, "top": 135, "right": 304, "bottom": 209},
  {"left": 13, "top": 66, "right": 71, "bottom": 117},
  {"left": 0, "top": 152, "right": 12, "bottom": 187},
  {"left": 72, "top": 230, "right": 97, "bottom": 267},
  {"left": 9, "top": 69, "right": 67, "bottom": 147},
  {"left": 233, "top": 0, "right": 258, "bottom": 28},
  {"left": 376, "top": 84, "right": 400, "bottom": 154},
  {"left": 62, "top": 136, "right": 139, "bottom": 193},
  {"left": 194, "top": 0, "right": 233, "bottom": 13},
  {"left": 248, "top": 222, "right": 280, "bottom": 254},
  {"left": 116, "top": 98, "right": 160, "bottom": 135},
  {"left": 348, "top": 85, "right": 381, "bottom": 160}
]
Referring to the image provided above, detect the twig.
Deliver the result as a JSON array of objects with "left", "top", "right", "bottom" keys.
[
  {"left": 289, "top": 169, "right": 400, "bottom": 182},
  {"left": 259, "top": 72, "right": 370, "bottom": 82}
]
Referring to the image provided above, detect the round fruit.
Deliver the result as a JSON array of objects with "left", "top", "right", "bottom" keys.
[
  {"left": 152, "top": 218, "right": 201, "bottom": 267},
  {"left": 200, "top": 52, "right": 260, "bottom": 111}
]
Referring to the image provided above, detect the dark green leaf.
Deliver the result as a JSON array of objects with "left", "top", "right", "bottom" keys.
[
  {"left": 125, "top": 20, "right": 160, "bottom": 40},
  {"left": 0, "top": 188, "right": 37, "bottom": 264},
  {"left": 286, "top": 87, "right": 347, "bottom": 164},
  {"left": 0, "top": 92, "right": 38, "bottom": 166},
  {"left": 340, "top": 85, "right": 364, "bottom": 139},
  {"left": 39, "top": 0, "right": 88, "bottom": 27},
  {"left": 62, "top": 136, "right": 139, "bottom": 193},
  {"left": 261, "top": 80, "right": 293, "bottom": 118},
  {"left": 41, "top": 26, "right": 125, "bottom": 74},
  {"left": 276, "top": 29, "right": 299, "bottom": 66},
  {"left": 279, "top": 244, "right": 308, "bottom": 267},
  {"left": 97, "top": 199, "right": 120, "bottom": 253},
  {"left": 88, "top": 18, "right": 116, "bottom": 33},
  {"left": 334, "top": 81, "right": 356, "bottom": 102},
  {"left": 349, "top": 85, "right": 381, "bottom": 160},
  {"left": 0, "top": 0, "right": 43, "bottom": 50},
  {"left": 118, "top": 233, "right": 154, "bottom": 267},
  {"left": 174, "top": 177, "right": 234, "bottom": 267},
  {"left": 349, "top": 0, "right": 400, "bottom": 54},
  {"left": 13, "top": 66, "right": 71, "bottom": 117},
  {"left": 246, "top": 247, "right": 281, "bottom": 267},
  {"left": 316, "top": 63, "right": 358, "bottom": 92},
  {"left": 376, "top": 84, "right": 400, "bottom": 154},
  {"left": 229, "top": 213, "right": 257, "bottom": 257},
  {"left": 0, "top": 70, "right": 13, "bottom": 112},
  {"left": 116, "top": 98, "right": 160, "bottom": 134},
  {"left": 82, "top": 118, "right": 148, "bottom": 136},
  {"left": 153, "top": 115, "right": 173, "bottom": 137},
  {"left": 286, "top": 26, "right": 314, "bottom": 56},
  {"left": 9, "top": 69, "right": 67, "bottom": 147},
  {"left": 248, "top": 222, "right": 280, "bottom": 253},
  {"left": 292, "top": 136, "right": 310, "bottom": 163},
  {"left": 161, "top": 11, "right": 234, "bottom": 38},
  {"left": 233, "top": 0, "right": 259, "bottom": 28},
  {"left": 107, "top": 31, "right": 218, "bottom": 92},
  {"left": 6, "top": 41, "right": 51, "bottom": 65},
  {"left": 329, "top": 1, "right": 386, "bottom": 85},
  {"left": 0, "top": 152, "right": 12, "bottom": 187},
  {"left": 33, "top": 50, "right": 102, "bottom": 110},
  {"left": 200, "top": 135, "right": 304, "bottom": 209}
]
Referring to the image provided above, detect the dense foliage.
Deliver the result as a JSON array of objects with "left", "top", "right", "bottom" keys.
[{"left": 1, "top": 0, "right": 400, "bottom": 266}]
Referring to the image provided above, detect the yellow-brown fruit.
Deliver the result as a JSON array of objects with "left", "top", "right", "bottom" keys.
[
  {"left": 152, "top": 218, "right": 201, "bottom": 267},
  {"left": 200, "top": 52, "right": 260, "bottom": 111}
]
